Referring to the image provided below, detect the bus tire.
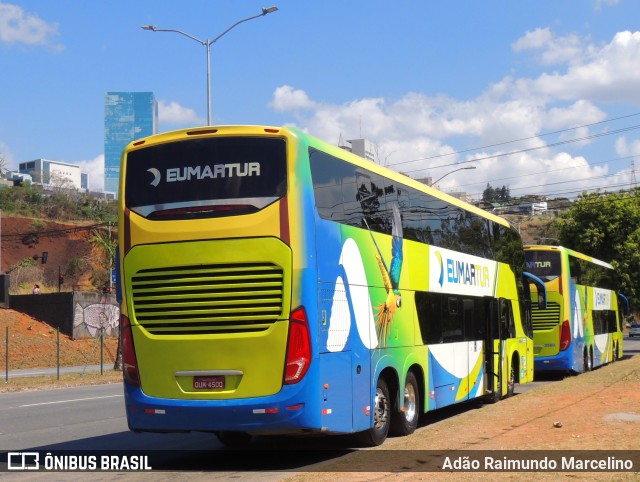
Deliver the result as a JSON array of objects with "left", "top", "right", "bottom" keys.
[
  {"left": 612, "top": 343, "right": 616, "bottom": 363},
  {"left": 390, "top": 371, "right": 420, "bottom": 436},
  {"left": 356, "top": 377, "right": 391, "bottom": 447},
  {"left": 216, "top": 431, "right": 252, "bottom": 447},
  {"left": 506, "top": 358, "right": 517, "bottom": 398},
  {"left": 583, "top": 349, "right": 592, "bottom": 372}
]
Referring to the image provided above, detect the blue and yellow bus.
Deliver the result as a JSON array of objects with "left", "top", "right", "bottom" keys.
[
  {"left": 118, "top": 125, "right": 544, "bottom": 446},
  {"left": 524, "top": 245, "right": 627, "bottom": 373}
]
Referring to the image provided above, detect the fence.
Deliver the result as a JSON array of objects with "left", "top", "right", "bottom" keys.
[{"left": 2, "top": 325, "right": 119, "bottom": 383}]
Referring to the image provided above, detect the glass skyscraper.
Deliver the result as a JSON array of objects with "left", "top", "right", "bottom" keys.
[{"left": 104, "top": 92, "right": 158, "bottom": 195}]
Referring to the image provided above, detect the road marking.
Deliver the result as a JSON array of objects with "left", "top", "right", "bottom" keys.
[{"left": 20, "top": 395, "right": 122, "bottom": 407}]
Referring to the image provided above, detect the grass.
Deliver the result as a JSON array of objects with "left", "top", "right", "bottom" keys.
[{"left": 0, "top": 368, "right": 123, "bottom": 393}]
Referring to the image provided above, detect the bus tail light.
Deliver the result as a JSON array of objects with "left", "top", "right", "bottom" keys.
[
  {"left": 284, "top": 307, "right": 311, "bottom": 384},
  {"left": 121, "top": 314, "right": 141, "bottom": 387},
  {"left": 559, "top": 320, "right": 571, "bottom": 351}
]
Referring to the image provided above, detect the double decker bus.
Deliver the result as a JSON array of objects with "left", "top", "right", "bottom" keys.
[
  {"left": 524, "top": 245, "right": 627, "bottom": 373},
  {"left": 117, "top": 125, "right": 545, "bottom": 446}
]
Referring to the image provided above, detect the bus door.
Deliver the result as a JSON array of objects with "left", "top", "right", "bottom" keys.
[
  {"left": 484, "top": 299, "right": 503, "bottom": 397},
  {"left": 485, "top": 299, "right": 515, "bottom": 398}
]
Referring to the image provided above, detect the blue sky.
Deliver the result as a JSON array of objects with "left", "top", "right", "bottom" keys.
[{"left": 2, "top": 0, "right": 640, "bottom": 200}]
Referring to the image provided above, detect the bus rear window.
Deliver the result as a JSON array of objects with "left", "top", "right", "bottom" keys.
[
  {"left": 524, "top": 250, "right": 561, "bottom": 281},
  {"left": 125, "top": 136, "right": 286, "bottom": 220}
]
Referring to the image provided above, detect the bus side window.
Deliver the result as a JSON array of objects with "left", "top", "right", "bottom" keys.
[
  {"left": 415, "top": 292, "right": 442, "bottom": 344},
  {"left": 501, "top": 300, "right": 516, "bottom": 339}
]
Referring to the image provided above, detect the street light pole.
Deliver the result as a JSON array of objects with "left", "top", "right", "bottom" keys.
[
  {"left": 432, "top": 166, "right": 477, "bottom": 186},
  {"left": 142, "top": 6, "right": 279, "bottom": 126}
]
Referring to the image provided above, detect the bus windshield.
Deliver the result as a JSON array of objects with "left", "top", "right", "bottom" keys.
[
  {"left": 524, "top": 250, "right": 561, "bottom": 281},
  {"left": 125, "top": 136, "right": 287, "bottom": 220}
]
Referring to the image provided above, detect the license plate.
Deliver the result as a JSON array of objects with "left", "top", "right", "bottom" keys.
[{"left": 193, "top": 375, "right": 225, "bottom": 390}]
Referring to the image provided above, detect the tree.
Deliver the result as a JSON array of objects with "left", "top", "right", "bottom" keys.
[
  {"left": 89, "top": 224, "right": 120, "bottom": 369},
  {"left": 89, "top": 224, "right": 117, "bottom": 286},
  {"left": 482, "top": 183, "right": 511, "bottom": 203},
  {"left": 497, "top": 185, "right": 511, "bottom": 202},
  {"left": 555, "top": 189, "right": 640, "bottom": 309},
  {"left": 482, "top": 183, "right": 496, "bottom": 203}
]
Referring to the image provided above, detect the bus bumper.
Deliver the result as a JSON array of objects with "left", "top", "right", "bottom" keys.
[
  {"left": 534, "top": 354, "right": 573, "bottom": 372},
  {"left": 123, "top": 382, "right": 320, "bottom": 434}
]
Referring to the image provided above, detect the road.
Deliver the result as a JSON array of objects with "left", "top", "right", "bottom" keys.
[{"left": 1, "top": 335, "right": 638, "bottom": 478}]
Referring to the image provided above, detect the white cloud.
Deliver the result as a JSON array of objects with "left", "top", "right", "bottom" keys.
[
  {"left": 0, "top": 2, "right": 61, "bottom": 48},
  {"left": 512, "top": 27, "right": 587, "bottom": 66},
  {"left": 512, "top": 27, "right": 554, "bottom": 52},
  {"left": 269, "top": 81, "right": 627, "bottom": 199},
  {"left": 503, "top": 30, "right": 640, "bottom": 104},
  {"left": 269, "top": 85, "right": 316, "bottom": 112},
  {"left": 615, "top": 136, "right": 640, "bottom": 157},
  {"left": 158, "top": 100, "right": 204, "bottom": 126},
  {"left": 77, "top": 154, "right": 104, "bottom": 191}
]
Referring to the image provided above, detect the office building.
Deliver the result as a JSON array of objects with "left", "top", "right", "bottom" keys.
[
  {"left": 18, "top": 159, "right": 84, "bottom": 191},
  {"left": 104, "top": 92, "right": 158, "bottom": 196},
  {"left": 343, "top": 138, "right": 378, "bottom": 163}
]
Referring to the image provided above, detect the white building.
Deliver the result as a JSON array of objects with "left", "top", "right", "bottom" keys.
[
  {"left": 18, "top": 159, "right": 87, "bottom": 191},
  {"left": 342, "top": 138, "right": 378, "bottom": 163}
]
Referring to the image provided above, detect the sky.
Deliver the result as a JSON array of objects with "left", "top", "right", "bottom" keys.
[{"left": 2, "top": 0, "right": 640, "bottom": 200}]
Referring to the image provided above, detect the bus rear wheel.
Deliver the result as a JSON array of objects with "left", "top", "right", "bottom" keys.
[
  {"left": 583, "top": 349, "right": 592, "bottom": 372},
  {"left": 506, "top": 360, "right": 517, "bottom": 398},
  {"left": 356, "top": 377, "right": 390, "bottom": 446},
  {"left": 391, "top": 371, "right": 420, "bottom": 436}
]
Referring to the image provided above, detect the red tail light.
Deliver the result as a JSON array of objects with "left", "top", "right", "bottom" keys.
[
  {"left": 284, "top": 307, "right": 312, "bottom": 384},
  {"left": 559, "top": 320, "right": 571, "bottom": 351},
  {"left": 121, "top": 314, "right": 141, "bottom": 387}
]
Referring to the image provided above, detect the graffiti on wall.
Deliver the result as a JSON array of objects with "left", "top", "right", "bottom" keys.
[{"left": 73, "top": 301, "right": 120, "bottom": 338}]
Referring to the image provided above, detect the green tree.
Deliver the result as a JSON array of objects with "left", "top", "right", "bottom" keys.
[
  {"left": 66, "top": 256, "right": 88, "bottom": 288},
  {"left": 483, "top": 183, "right": 511, "bottom": 203},
  {"left": 555, "top": 189, "right": 640, "bottom": 309},
  {"left": 482, "top": 183, "right": 496, "bottom": 203},
  {"left": 89, "top": 224, "right": 117, "bottom": 289}
]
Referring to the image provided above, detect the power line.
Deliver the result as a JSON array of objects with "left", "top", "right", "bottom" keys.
[
  {"left": 402, "top": 124, "right": 640, "bottom": 173},
  {"left": 387, "top": 111, "right": 640, "bottom": 167},
  {"left": 455, "top": 154, "right": 639, "bottom": 192}
]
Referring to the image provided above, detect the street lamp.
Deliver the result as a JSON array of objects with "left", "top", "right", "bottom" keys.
[
  {"left": 432, "top": 166, "right": 477, "bottom": 186},
  {"left": 142, "top": 6, "right": 279, "bottom": 125}
]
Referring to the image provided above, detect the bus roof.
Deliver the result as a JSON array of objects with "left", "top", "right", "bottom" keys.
[
  {"left": 524, "top": 245, "right": 613, "bottom": 269},
  {"left": 124, "top": 124, "right": 512, "bottom": 230}
]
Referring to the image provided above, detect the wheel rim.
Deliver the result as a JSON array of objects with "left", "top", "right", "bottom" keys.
[
  {"left": 373, "top": 386, "right": 389, "bottom": 430},
  {"left": 402, "top": 382, "right": 417, "bottom": 422},
  {"left": 508, "top": 364, "right": 515, "bottom": 393}
]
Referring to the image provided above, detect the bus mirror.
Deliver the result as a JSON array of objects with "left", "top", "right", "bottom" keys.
[
  {"left": 523, "top": 271, "right": 547, "bottom": 310},
  {"left": 619, "top": 292, "right": 630, "bottom": 316}
]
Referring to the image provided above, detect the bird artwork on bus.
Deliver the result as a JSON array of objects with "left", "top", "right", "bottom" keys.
[{"left": 365, "top": 203, "right": 403, "bottom": 347}]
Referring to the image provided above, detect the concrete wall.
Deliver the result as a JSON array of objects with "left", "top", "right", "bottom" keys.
[
  {"left": 9, "top": 292, "right": 120, "bottom": 339},
  {"left": 72, "top": 292, "right": 120, "bottom": 339}
]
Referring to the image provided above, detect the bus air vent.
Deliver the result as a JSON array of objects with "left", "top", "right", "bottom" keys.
[
  {"left": 130, "top": 262, "right": 284, "bottom": 335},
  {"left": 531, "top": 301, "right": 561, "bottom": 331}
]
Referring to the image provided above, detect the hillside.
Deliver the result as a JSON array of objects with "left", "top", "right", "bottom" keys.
[
  {"left": 1, "top": 307, "right": 118, "bottom": 370},
  {"left": 1, "top": 215, "right": 105, "bottom": 294}
]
